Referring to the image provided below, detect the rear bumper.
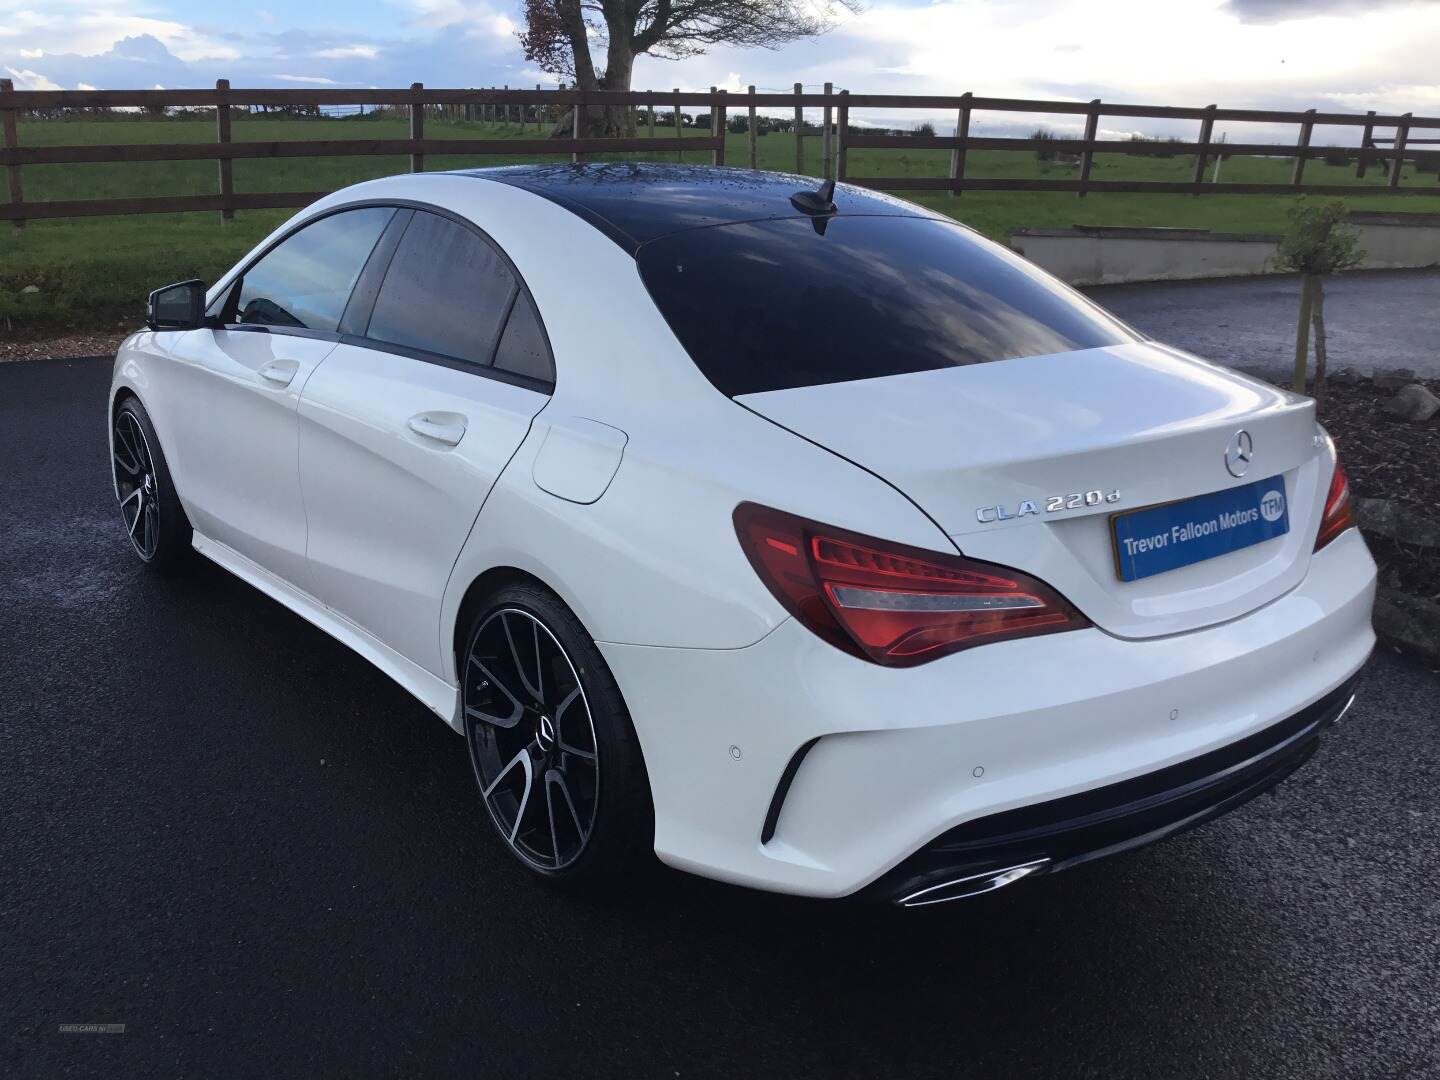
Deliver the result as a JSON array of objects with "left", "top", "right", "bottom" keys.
[
  {"left": 599, "top": 527, "right": 1377, "bottom": 899},
  {"left": 867, "top": 673, "right": 1358, "bottom": 906}
]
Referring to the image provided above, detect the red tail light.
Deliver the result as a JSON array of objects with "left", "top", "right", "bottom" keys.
[
  {"left": 1314, "top": 456, "right": 1355, "bottom": 551},
  {"left": 734, "top": 503, "right": 1090, "bottom": 667}
]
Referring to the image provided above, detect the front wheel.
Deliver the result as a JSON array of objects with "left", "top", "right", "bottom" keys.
[
  {"left": 111, "top": 397, "right": 190, "bottom": 571},
  {"left": 460, "top": 583, "right": 653, "bottom": 889}
]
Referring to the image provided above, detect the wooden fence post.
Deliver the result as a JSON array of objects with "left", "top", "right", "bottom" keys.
[
  {"left": 713, "top": 89, "right": 727, "bottom": 166},
  {"left": 673, "top": 89, "right": 682, "bottom": 162},
  {"left": 409, "top": 82, "right": 424, "bottom": 172},
  {"left": 1356, "top": 110, "right": 1376, "bottom": 178},
  {"left": 1389, "top": 113, "right": 1411, "bottom": 187},
  {"left": 502, "top": 86, "right": 510, "bottom": 127},
  {"left": 1291, "top": 108, "right": 1315, "bottom": 188},
  {"left": 1077, "top": 98, "right": 1100, "bottom": 199},
  {"left": 1, "top": 78, "right": 23, "bottom": 230},
  {"left": 949, "top": 91, "right": 971, "bottom": 197},
  {"left": 648, "top": 91, "right": 656, "bottom": 142},
  {"left": 215, "top": 78, "right": 233, "bottom": 223},
  {"left": 793, "top": 83, "right": 805, "bottom": 174},
  {"left": 747, "top": 86, "right": 758, "bottom": 169},
  {"left": 822, "top": 82, "right": 833, "bottom": 179},
  {"left": 1191, "top": 104, "right": 1216, "bottom": 194},
  {"left": 835, "top": 90, "right": 849, "bottom": 181},
  {"left": 572, "top": 88, "right": 583, "bottom": 164}
]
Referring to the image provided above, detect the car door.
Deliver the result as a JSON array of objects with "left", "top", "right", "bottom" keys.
[
  {"left": 164, "top": 205, "right": 396, "bottom": 590},
  {"left": 297, "top": 207, "right": 555, "bottom": 678}
]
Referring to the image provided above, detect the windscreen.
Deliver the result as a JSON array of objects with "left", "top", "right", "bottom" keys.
[{"left": 635, "top": 215, "right": 1138, "bottom": 397}]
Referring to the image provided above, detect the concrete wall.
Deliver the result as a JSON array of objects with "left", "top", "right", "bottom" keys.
[{"left": 1010, "top": 213, "right": 1440, "bottom": 286}]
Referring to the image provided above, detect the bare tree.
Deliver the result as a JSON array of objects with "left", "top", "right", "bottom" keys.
[
  {"left": 1275, "top": 201, "right": 1364, "bottom": 413},
  {"left": 520, "top": 0, "right": 859, "bottom": 136}
]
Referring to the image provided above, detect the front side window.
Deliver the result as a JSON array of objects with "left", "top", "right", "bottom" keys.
[
  {"left": 365, "top": 211, "right": 517, "bottom": 368},
  {"left": 233, "top": 207, "right": 394, "bottom": 332},
  {"left": 636, "top": 215, "right": 1138, "bottom": 397}
]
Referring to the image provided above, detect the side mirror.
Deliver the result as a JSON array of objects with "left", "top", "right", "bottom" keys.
[{"left": 146, "top": 279, "right": 206, "bottom": 331}]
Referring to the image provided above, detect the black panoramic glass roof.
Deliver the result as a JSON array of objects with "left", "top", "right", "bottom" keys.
[{"left": 460, "top": 163, "right": 941, "bottom": 251}]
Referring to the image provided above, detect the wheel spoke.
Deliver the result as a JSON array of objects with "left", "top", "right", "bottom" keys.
[
  {"left": 553, "top": 771, "right": 586, "bottom": 838},
  {"left": 544, "top": 774, "right": 562, "bottom": 866},
  {"left": 507, "top": 753, "right": 534, "bottom": 844},
  {"left": 503, "top": 613, "right": 543, "bottom": 701},
  {"left": 466, "top": 656, "right": 526, "bottom": 728},
  {"left": 125, "top": 491, "right": 144, "bottom": 536},
  {"left": 554, "top": 686, "right": 596, "bottom": 762},
  {"left": 117, "top": 420, "right": 143, "bottom": 468},
  {"left": 113, "top": 449, "right": 141, "bottom": 477},
  {"left": 482, "top": 746, "right": 529, "bottom": 798},
  {"left": 127, "top": 416, "right": 154, "bottom": 473}
]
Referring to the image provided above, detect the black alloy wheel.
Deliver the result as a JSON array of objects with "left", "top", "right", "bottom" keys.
[{"left": 460, "top": 583, "right": 653, "bottom": 888}]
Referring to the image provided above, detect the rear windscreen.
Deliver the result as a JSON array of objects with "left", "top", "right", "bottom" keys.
[{"left": 635, "top": 215, "right": 1137, "bottom": 397}]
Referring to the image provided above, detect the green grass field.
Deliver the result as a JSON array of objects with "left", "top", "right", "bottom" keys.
[{"left": 5, "top": 114, "right": 1439, "bottom": 330}]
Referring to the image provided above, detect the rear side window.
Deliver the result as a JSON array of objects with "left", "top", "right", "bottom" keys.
[
  {"left": 635, "top": 216, "right": 1137, "bottom": 396},
  {"left": 366, "top": 211, "right": 515, "bottom": 367},
  {"left": 234, "top": 207, "right": 394, "bottom": 332},
  {"left": 492, "top": 293, "right": 553, "bottom": 383}
]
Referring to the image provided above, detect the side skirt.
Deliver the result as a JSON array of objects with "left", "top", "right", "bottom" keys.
[{"left": 191, "top": 531, "right": 463, "bottom": 732}]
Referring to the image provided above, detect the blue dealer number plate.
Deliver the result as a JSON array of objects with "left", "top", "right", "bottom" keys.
[{"left": 1112, "top": 476, "right": 1289, "bottom": 582}]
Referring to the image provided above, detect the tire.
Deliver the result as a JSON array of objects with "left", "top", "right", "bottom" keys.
[
  {"left": 111, "top": 396, "right": 191, "bottom": 572},
  {"left": 460, "top": 581, "right": 654, "bottom": 890}
]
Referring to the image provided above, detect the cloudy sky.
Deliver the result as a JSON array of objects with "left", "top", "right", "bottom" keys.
[{"left": 3, "top": 0, "right": 1438, "bottom": 137}]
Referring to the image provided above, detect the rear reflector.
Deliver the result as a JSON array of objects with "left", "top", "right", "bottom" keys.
[
  {"left": 1314, "top": 455, "right": 1355, "bottom": 552},
  {"left": 734, "top": 503, "right": 1090, "bottom": 667}
]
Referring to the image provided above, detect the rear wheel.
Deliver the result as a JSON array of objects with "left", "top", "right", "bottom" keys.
[
  {"left": 111, "top": 397, "right": 190, "bottom": 571},
  {"left": 461, "top": 583, "right": 652, "bottom": 889}
]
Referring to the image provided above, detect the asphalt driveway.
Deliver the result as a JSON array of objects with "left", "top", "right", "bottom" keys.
[
  {"left": 2, "top": 356, "right": 1437, "bottom": 1080},
  {"left": 1091, "top": 269, "right": 1440, "bottom": 381}
]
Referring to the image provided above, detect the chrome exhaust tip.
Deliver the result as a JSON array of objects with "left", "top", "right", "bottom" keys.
[{"left": 896, "top": 858, "right": 1051, "bottom": 907}]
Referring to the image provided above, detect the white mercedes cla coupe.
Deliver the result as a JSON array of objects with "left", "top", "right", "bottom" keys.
[{"left": 110, "top": 164, "right": 1375, "bottom": 905}]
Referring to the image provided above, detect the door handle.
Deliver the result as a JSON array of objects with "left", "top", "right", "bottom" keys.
[
  {"left": 258, "top": 359, "right": 299, "bottom": 387},
  {"left": 407, "top": 412, "right": 468, "bottom": 447}
]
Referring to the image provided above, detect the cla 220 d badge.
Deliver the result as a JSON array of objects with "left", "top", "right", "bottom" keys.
[{"left": 975, "top": 488, "right": 1122, "bottom": 524}]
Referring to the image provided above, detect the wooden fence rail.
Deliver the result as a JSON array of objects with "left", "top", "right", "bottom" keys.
[{"left": 2, "top": 81, "right": 1438, "bottom": 227}]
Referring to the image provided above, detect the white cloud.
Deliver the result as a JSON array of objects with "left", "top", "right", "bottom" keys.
[
  {"left": 76, "top": 80, "right": 96, "bottom": 90},
  {"left": 402, "top": 0, "right": 522, "bottom": 39},
  {"left": 275, "top": 74, "right": 340, "bottom": 84},
  {"left": 19, "top": 46, "right": 41, "bottom": 58},
  {"left": 519, "top": 68, "right": 562, "bottom": 86},
  {"left": 315, "top": 45, "right": 379, "bottom": 60},
  {"left": 3, "top": 66, "right": 61, "bottom": 90},
  {"left": 0, "top": 9, "right": 238, "bottom": 64}
]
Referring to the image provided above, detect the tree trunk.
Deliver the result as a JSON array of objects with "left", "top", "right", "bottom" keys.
[
  {"left": 1291, "top": 274, "right": 1315, "bottom": 394},
  {"left": 548, "top": 43, "right": 636, "bottom": 140},
  {"left": 1311, "top": 278, "right": 1329, "bottom": 413}
]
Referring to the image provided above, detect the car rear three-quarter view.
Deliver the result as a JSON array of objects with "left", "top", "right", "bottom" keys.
[{"left": 109, "top": 164, "right": 1376, "bottom": 906}]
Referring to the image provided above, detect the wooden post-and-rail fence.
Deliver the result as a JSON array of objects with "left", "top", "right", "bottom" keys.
[{"left": 2, "top": 81, "right": 1438, "bottom": 228}]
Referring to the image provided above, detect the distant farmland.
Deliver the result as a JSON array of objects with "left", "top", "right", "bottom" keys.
[{"left": 5, "top": 114, "right": 1439, "bottom": 330}]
